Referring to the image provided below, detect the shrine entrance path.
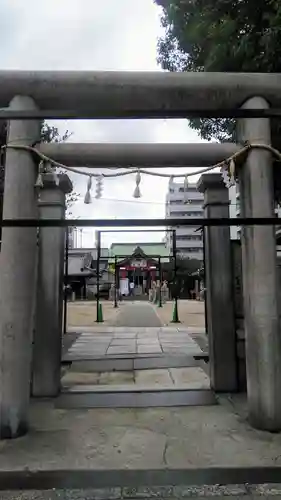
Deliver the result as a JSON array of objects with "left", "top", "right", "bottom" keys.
[
  {"left": 64, "top": 302, "right": 205, "bottom": 360},
  {"left": 114, "top": 301, "right": 162, "bottom": 328}
]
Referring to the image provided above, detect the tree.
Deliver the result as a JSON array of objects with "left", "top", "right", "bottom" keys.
[
  {"left": 162, "top": 254, "right": 201, "bottom": 297},
  {"left": 40, "top": 123, "right": 79, "bottom": 216},
  {"left": 0, "top": 121, "right": 78, "bottom": 242},
  {"left": 155, "top": 0, "right": 281, "bottom": 144}
]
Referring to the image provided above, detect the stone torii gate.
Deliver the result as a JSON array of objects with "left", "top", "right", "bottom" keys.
[{"left": 0, "top": 71, "right": 280, "bottom": 438}]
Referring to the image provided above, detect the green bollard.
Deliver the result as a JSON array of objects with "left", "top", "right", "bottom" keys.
[
  {"left": 171, "top": 298, "right": 181, "bottom": 323},
  {"left": 99, "top": 303, "right": 104, "bottom": 322},
  {"left": 96, "top": 302, "right": 104, "bottom": 323}
]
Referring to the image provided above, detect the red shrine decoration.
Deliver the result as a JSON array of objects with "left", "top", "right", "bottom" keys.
[{"left": 116, "top": 247, "right": 159, "bottom": 280}]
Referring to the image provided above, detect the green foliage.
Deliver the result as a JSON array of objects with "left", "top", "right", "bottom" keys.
[
  {"left": 0, "top": 122, "right": 78, "bottom": 241},
  {"left": 163, "top": 255, "right": 201, "bottom": 281},
  {"left": 155, "top": 0, "right": 281, "bottom": 143},
  {"left": 39, "top": 123, "right": 79, "bottom": 215},
  {"left": 163, "top": 254, "right": 201, "bottom": 298},
  {"left": 40, "top": 122, "right": 72, "bottom": 144}
]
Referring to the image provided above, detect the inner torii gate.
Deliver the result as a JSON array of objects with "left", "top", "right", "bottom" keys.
[{"left": 0, "top": 71, "right": 280, "bottom": 438}]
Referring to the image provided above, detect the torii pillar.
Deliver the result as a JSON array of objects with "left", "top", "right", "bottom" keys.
[
  {"left": 197, "top": 173, "right": 237, "bottom": 392},
  {"left": 238, "top": 97, "right": 281, "bottom": 431},
  {"left": 0, "top": 96, "right": 40, "bottom": 438},
  {"left": 32, "top": 172, "right": 72, "bottom": 398}
]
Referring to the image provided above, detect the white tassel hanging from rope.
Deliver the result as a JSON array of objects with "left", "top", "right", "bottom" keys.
[
  {"left": 84, "top": 175, "right": 93, "bottom": 204},
  {"left": 35, "top": 160, "right": 44, "bottom": 189},
  {"left": 229, "top": 158, "right": 236, "bottom": 185},
  {"left": 221, "top": 162, "right": 231, "bottom": 188},
  {"left": 95, "top": 175, "right": 103, "bottom": 199},
  {"left": 221, "top": 159, "right": 236, "bottom": 188},
  {"left": 169, "top": 176, "right": 174, "bottom": 190},
  {"left": 133, "top": 169, "right": 141, "bottom": 198},
  {"left": 183, "top": 175, "right": 189, "bottom": 204}
]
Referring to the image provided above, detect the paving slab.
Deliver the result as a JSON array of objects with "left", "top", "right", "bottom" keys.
[
  {"left": 99, "top": 371, "right": 134, "bottom": 385},
  {"left": 61, "top": 372, "right": 100, "bottom": 386},
  {"left": 136, "top": 339, "right": 160, "bottom": 345},
  {"left": 170, "top": 367, "right": 210, "bottom": 389},
  {"left": 135, "top": 369, "right": 173, "bottom": 386},
  {"left": 70, "top": 344, "right": 110, "bottom": 350},
  {"left": 107, "top": 346, "right": 136, "bottom": 355},
  {"left": 110, "top": 340, "right": 137, "bottom": 346},
  {"left": 70, "top": 349, "right": 108, "bottom": 355},
  {"left": 111, "top": 334, "right": 137, "bottom": 339},
  {"left": 162, "top": 348, "right": 200, "bottom": 355},
  {"left": 137, "top": 346, "right": 163, "bottom": 354}
]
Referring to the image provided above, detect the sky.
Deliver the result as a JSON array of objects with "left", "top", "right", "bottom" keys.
[{"left": 0, "top": 0, "right": 205, "bottom": 248}]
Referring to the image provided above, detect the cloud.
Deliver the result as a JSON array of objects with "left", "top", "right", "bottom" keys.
[{"left": 0, "top": 0, "right": 204, "bottom": 247}]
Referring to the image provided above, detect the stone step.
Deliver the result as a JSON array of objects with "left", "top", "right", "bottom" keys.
[
  {"left": 63, "top": 351, "right": 207, "bottom": 362},
  {"left": 1, "top": 490, "right": 280, "bottom": 499},
  {"left": 62, "top": 354, "right": 209, "bottom": 372},
  {"left": 1, "top": 469, "right": 281, "bottom": 498},
  {"left": 56, "top": 385, "right": 216, "bottom": 408}
]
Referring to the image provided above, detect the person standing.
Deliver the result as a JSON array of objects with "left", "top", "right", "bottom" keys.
[{"left": 129, "top": 281, "right": 135, "bottom": 296}]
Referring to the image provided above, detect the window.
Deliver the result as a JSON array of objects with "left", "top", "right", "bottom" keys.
[
  {"left": 178, "top": 247, "right": 202, "bottom": 254},
  {"left": 170, "top": 199, "right": 203, "bottom": 206},
  {"left": 170, "top": 212, "right": 188, "bottom": 217},
  {"left": 176, "top": 235, "right": 202, "bottom": 241},
  {"left": 186, "top": 199, "right": 203, "bottom": 205},
  {"left": 170, "top": 211, "right": 203, "bottom": 217},
  {"left": 179, "top": 186, "right": 198, "bottom": 193}
]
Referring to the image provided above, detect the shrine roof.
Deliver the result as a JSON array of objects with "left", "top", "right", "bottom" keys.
[{"left": 108, "top": 242, "right": 170, "bottom": 263}]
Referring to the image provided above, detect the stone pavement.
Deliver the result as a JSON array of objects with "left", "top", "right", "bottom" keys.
[
  {"left": 63, "top": 302, "right": 209, "bottom": 395},
  {"left": 62, "top": 366, "right": 210, "bottom": 390},
  {"left": 2, "top": 395, "right": 281, "bottom": 471},
  {"left": 65, "top": 327, "right": 204, "bottom": 359},
  {"left": 65, "top": 302, "right": 206, "bottom": 360}
]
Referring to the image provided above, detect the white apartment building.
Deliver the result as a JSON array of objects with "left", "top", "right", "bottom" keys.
[{"left": 165, "top": 180, "right": 204, "bottom": 261}]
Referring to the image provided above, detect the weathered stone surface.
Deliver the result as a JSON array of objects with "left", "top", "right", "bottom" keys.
[{"left": 170, "top": 368, "right": 210, "bottom": 389}]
